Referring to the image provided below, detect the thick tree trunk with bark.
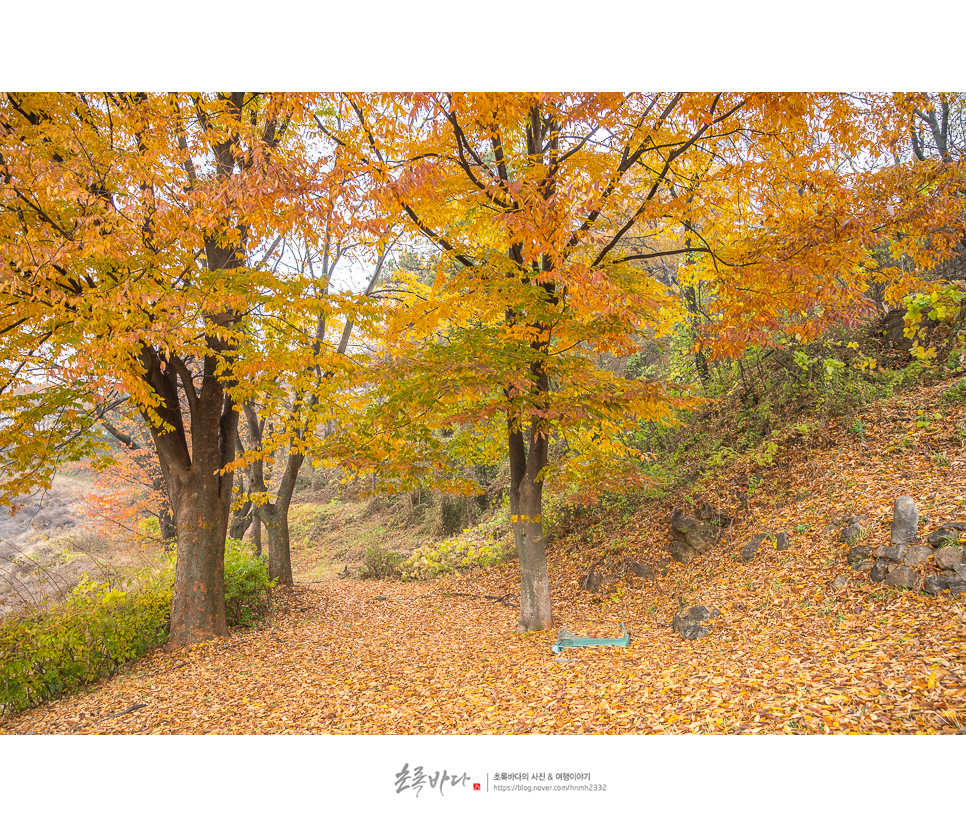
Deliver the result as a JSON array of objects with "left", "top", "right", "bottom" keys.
[
  {"left": 508, "top": 416, "right": 553, "bottom": 632},
  {"left": 167, "top": 475, "right": 230, "bottom": 647},
  {"left": 515, "top": 488, "right": 552, "bottom": 631},
  {"left": 142, "top": 341, "right": 239, "bottom": 650},
  {"left": 503, "top": 112, "right": 558, "bottom": 632}
]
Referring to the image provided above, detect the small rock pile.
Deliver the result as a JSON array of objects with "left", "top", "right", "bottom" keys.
[
  {"left": 672, "top": 604, "right": 721, "bottom": 640},
  {"left": 668, "top": 502, "right": 732, "bottom": 564},
  {"left": 844, "top": 496, "right": 966, "bottom": 596},
  {"left": 739, "top": 530, "right": 790, "bottom": 561}
]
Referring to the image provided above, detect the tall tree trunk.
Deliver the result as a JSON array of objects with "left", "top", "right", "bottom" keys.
[
  {"left": 266, "top": 457, "right": 299, "bottom": 585},
  {"left": 508, "top": 417, "right": 526, "bottom": 560},
  {"left": 144, "top": 347, "right": 239, "bottom": 650},
  {"left": 258, "top": 503, "right": 294, "bottom": 586},
  {"left": 167, "top": 473, "right": 230, "bottom": 647},
  {"left": 508, "top": 416, "right": 553, "bottom": 632},
  {"left": 504, "top": 106, "right": 557, "bottom": 632},
  {"left": 515, "top": 472, "right": 551, "bottom": 631},
  {"left": 243, "top": 402, "right": 300, "bottom": 586}
]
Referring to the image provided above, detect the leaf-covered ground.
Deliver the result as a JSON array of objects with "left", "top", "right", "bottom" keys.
[{"left": 3, "top": 381, "right": 966, "bottom": 734}]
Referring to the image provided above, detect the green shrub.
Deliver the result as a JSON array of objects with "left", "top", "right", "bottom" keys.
[
  {"left": 359, "top": 544, "right": 405, "bottom": 580},
  {"left": 0, "top": 538, "right": 274, "bottom": 716},
  {"left": 401, "top": 531, "right": 507, "bottom": 581},
  {"left": 944, "top": 380, "right": 966, "bottom": 403},
  {"left": 0, "top": 571, "right": 172, "bottom": 716},
  {"left": 223, "top": 538, "right": 274, "bottom": 628}
]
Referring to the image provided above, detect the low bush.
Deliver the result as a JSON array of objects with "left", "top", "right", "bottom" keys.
[
  {"left": 223, "top": 538, "right": 274, "bottom": 628},
  {"left": 0, "top": 571, "right": 171, "bottom": 716},
  {"left": 400, "top": 531, "right": 508, "bottom": 581},
  {"left": 0, "top": 538, "right": 274, "bottom": 716},
  {"left": 359, "top": 544, "right": 405, "bottom": 580}
]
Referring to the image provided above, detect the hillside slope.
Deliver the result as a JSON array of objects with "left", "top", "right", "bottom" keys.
[{"left": 3, "top": 379, "right": 965, "bottom": 734}]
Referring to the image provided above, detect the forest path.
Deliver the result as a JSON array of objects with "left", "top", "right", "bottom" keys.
[{"left": 4, "top": 559, "right": 963, "bottom": 734}]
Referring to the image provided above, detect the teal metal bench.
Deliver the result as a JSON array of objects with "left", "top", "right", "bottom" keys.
[{"left": 551, "top": 623, "right": 630, "bottom": 654}]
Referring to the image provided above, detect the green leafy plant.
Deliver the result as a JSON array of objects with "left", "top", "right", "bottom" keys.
[
  {"left": 0, "top": 571, "right": 171, "bottom": 716},
  {"left": 914, "top": 409, "right": 942, "bottom": 429},
  {"left": 750, "top": 441, "right": 779, "bottom": 467},
  {"left": 223, "top": 539, "right": 275, "bottom": 628},
  {"left": 400, "top": 531, "right": 509, "bottom": 581},
  {"left": 0, "top": 539, "right": 275, "bottom": 716},
  {"left": 943, "top": 380, "right": 966, "bottom": 403},
  {"left": 359, "top": 544, "right": 405, "bottom": 580}
]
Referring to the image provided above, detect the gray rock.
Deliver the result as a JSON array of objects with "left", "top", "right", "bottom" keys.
[
  {"left": 579, "top": 564, "right": 613, "bottom": 593},
  {"left": 686, "top": 530, "right": 714, "bottom": 554},
  {"left": 879, "top": 544, "right": 907, "bottom": 563},
  {"left": 672, "top": 605, "right": 721, "bottom": 640},
  {"left": 671, "top": 509, "right": 711, "bottom": 538},
  {"left": 870, "top": 560, "right": 892, "bottom": 583},
  {"left": 840, "top": 517, "right": 869, "bottom": 543},
  {"left": 669, "top": 540, "right": 698, "bottom": 564},
  {"left": 776, "top": 532, "right": 791, "bottom": 551},
  {"left": 884, "top": 566, "right": 920, "bottom": 590},
  {"left": 923, "top": 575, "right": 950, "bottom": 595},
  {"left": 831, "top": 576, "right": 848, "bottom": 591},
  {"left": 926, "top": 523, "right": 966, "bottom": 547},
  {"left": 741, "top": 533, "right": 772, "bottom": 562},
  {"left": 891, "top": 497, "right": 919, "bottom": 545},
  {"left": 945, "top": 565, "right": 966, "bottom": 596},
  {"left": 902, "top": 545, "right": 933, "bottom": 568},
  {"left": 851, "top": 559, "right": 874, "bottom": 572},
  {"left": 933, "top": 546, "right": 966, "bottom": 570},
  {"left": 848, "top": 545, "right": 874, "bottom": 564},
  {"left": 670, "top": 509, "right": 715, "bottom": 554}
]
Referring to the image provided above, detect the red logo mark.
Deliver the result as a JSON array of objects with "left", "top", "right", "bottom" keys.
[{"left": 473, "top": 783, "right": 481, "bottom": 791}]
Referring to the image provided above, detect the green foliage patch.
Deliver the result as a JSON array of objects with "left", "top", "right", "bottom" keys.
[
  {"left": 401, "top": 531, "right": 507, "bottom": 581},
  {"left": 223, "top": 538, "right": 275, "bottom": 628},
  {"left": 0, "top": 572, "right": 171, "bottom": 716},
  {"left": 0, "top": 539, "right": 275, "bottom": 716}
]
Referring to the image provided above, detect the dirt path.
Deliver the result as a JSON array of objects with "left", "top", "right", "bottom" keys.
[{"left": 3, "top": 559, "right": 963, "bottom": 735}]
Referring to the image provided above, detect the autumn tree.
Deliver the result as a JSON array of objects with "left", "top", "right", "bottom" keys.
[
  {"left": 325, "top": 92, "right": 965, "bottom": 632},
  {"left": 0, "top": 93, "right": 326, "bottom": 648},
  {"left": 232, "top": 227, "right": 389, "bottom": 585}
]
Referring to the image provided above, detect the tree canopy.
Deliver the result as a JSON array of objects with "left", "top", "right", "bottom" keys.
[
  {"left": 320, "top": 92, "right": 966, "bottom": 630},
  {"left": 0, "top": 92, "right": 331, "bottom": 646}
]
